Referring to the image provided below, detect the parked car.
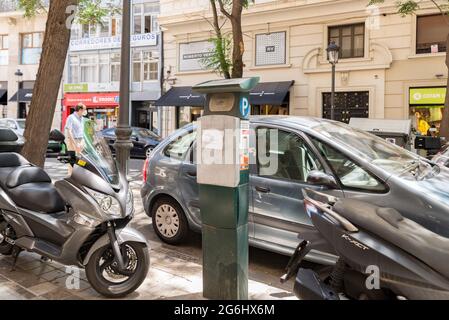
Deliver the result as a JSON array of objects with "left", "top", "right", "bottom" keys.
[
  {"left": 141, "top": 116, "right": 449, "bottom": 265},
  {"left": 0, "top": 118, "right": 62, "bottom": 153},
  {"left": 101, "top": 127, "right": 162, "bottom": 158},
  {"left": 433, "top": 143, "right": 449, "bottom": 167}
]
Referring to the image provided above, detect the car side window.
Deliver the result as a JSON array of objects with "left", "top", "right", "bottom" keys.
[
  {"left": 7, "top": 121, "right": 16, "bottom": 129},
  {"left": 164, "top": 130, "right": 197, "bottom": 161},
  {"left": 256, "top": 128, "right": 323, "bottom": 182},
  {"left": 311, "top": 137, "right": 387, "bottom": 192}
]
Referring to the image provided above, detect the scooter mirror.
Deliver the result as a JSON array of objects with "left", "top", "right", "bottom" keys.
[{"left": 306, "top": 170, "right": 338, "bottom": 189}]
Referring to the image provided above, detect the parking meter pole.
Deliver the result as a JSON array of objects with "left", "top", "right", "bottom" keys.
[{"left": 194, "top": 78, "right": 259, "bottom": 300}]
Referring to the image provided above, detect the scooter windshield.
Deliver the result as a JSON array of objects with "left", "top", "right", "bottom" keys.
[{"left": 80, "top": 120, "right": 119, "bottom": 186}]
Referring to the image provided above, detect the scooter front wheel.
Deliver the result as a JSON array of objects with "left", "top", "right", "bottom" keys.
[{"left": 85, "top": 241, "right": 150, "bottom": 298}]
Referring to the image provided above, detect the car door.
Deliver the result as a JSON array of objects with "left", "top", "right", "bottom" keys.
[
  {"left": 178, "top": 136, "right": 255, "bottom": 238},
  {"left": 130, "top": 129, "right": 147, "bottom": 157},
  {"left": 251, "top": 125, "right": 344, "bottom": 254}
]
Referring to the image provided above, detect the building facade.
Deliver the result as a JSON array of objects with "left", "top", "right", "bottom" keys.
[
  {"left": 156, "top": 0, "right": 448, "bottom": 137},
  {"left": 63, "top": 0, "right": 162, "bottom": 132},
  {"left": 0, "top": 0, "right": 62, "bottom": 129}
]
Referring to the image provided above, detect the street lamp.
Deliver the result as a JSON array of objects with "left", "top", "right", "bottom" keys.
[
  {"left": 14, "top": 69, "right": 23, "bottom": 118},
  {"left": 326, "top": 41, "right": 339, "bottom": 121},
  {"left": 114, "top": 0, "right": 133, "bottom": 176}
]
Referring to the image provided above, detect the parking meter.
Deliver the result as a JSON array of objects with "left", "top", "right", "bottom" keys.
[{"left": 193, "top": 77, "right": 259, "bottom": 300}]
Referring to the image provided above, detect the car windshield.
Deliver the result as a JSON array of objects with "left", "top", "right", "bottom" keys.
[
  {"left": 137, "top": 128, "right": 160, "bottom": 140},
  {"left": 80, "top": 120, "right": 119, "bottom": 185},
  {"left": 16, "top": 120, "right": 26, "bottom": 129},
  {"left": 312, "top": 121, "right": 427, "bottom": 176}
]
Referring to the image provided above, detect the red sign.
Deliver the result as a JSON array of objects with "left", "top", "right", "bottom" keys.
[{"left": 64, "top": 93, "right": 120, "bottom": 107}]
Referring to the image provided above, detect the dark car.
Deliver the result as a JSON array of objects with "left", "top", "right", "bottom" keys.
[
  {"left": 101, "top": 127, "right": 161, "bottom": 158},
  {"left": 141, "top": 116, "right": 449, "bottom": 265}
]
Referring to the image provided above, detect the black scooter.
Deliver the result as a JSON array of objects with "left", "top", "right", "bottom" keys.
[
  {"left": 0, "top": 121, "right": 149, "bottom": 297},
  {"left": 281, "top": 189, "right": 449, "bottom": 300}
]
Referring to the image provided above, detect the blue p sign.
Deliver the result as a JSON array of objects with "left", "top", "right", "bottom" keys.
[{"left": 240, "top": 97, "right": 250, "bottom": 118}]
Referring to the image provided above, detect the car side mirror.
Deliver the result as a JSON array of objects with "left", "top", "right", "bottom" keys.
[
  {"left": 306, "top": 170, "right": 338, "bottom": 189},
  {"left": 132, "top": 136, "right": 139, "bottom": 142}
]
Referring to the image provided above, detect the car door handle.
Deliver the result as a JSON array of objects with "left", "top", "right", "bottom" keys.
[
  {"left": 255, "top": 186, "right": 270, "bottom": 193},
  {"left": 186, "top": 170, "right": 197, "bottom": 177}
]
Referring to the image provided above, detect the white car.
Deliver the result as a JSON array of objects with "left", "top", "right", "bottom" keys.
[{"left": 0, "top": 118, "right": 26, "bottom": 136}]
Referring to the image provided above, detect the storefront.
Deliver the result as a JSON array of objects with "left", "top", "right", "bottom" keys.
[
  {"left": 155, "top": 82, "right": 294, "bottom": 130},
  {"left": 63, "top": 92, "right": 119, "bottom": 131},
  {"left": 131, "top": 100, "right": 159, "bottom": 131},
  {"left": 9, "top": 87, "right": 34, "bottom": 119},
  {"left": 409, "top": 87, "right": 446, "bottom": 135}
]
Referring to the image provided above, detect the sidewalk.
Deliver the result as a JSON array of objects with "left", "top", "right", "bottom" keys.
[{"left": 0, "top": 159, "right": 295, "bottom": 300}]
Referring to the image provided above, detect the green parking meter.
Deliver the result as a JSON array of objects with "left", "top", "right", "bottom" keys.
[{"left": 193, "top": 77, "right": 259, "bottom": 300}]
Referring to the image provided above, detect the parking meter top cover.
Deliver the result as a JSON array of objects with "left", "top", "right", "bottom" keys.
[{"left": 192, "top": 77, "right": 260, "bottom": 94}]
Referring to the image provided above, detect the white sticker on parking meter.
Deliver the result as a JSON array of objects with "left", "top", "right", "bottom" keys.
[
  {"left": 202, "top": 129, "right": 224, "bottom": 150},
  {"left": 240, "top": 97, "right": 250, "bottom": 118},
  {"left": 240, "top": 121, "right": 250, "bottom": 170}
]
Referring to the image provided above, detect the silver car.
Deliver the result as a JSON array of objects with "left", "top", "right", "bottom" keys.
[{"left": 141, "top": 116, "right": 449, "bottom": 265}]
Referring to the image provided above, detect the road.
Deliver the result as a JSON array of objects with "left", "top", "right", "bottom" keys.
[{"left": 0, "top": 157, "right": 296, "bottom": 300}]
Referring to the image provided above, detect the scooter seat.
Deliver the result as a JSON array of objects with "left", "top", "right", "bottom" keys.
[
  {"left": 334, "top": 199, "right": 449, "bottom": 279},
  {"left": 0, "top": 154, "right": 65, "bottom": 213}
]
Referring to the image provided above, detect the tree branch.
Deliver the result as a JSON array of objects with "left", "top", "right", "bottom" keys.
[{"left": 217, "top": 0, "right": 232, "bottom": 20}]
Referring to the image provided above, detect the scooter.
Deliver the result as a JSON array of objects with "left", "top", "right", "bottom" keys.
[
  {"left": 281, "top": 189, "right": 449, "bottom": 300},
  {"left": 0, "top": 120, "right": 149, "bottom": 298}
]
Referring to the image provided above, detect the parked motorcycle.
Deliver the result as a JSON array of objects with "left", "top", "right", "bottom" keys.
[
  {"left": 0, "top": 120, "right": 149, "bottom": 297},
  {"left": 0, "top": 128, "right": 24, "bottom": 153},
  {"left": 281, "top": 188, "right": 449, "bottom": 300}
]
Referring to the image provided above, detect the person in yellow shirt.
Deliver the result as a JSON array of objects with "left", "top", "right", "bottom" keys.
[{"left": 415, "top": 111, "right": 430, "bottom": 135}]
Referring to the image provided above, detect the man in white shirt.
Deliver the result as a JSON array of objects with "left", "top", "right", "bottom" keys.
[{"left": 65, "top": 103, "right": 87, "bottom": 154}]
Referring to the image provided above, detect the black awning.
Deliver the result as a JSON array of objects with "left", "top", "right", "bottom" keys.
[
  {"left": 249, "top": 81, "right": 294, "bottom": 106},
  {"left": 9, "top": 89, "right": 33, "bottom": 103},
  {"left": 0, "top": 90, "right": 6, "bottom": 105},
  {"left": 155, "top": 86, "right": 206, "bottom": 107}
]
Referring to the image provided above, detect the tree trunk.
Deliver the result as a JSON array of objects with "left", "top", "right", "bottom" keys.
[
  {"left": 441, "top": 33, "right": 449, "bottom": 141},
  {"left": 230, "top": 1, "right": 244, "bottom": 78},
  {"left": 21, "top": 0, "right": 79, "bottom": 167},
  {"left": 210, "top": 0, "right": 231, "bottom": 79}
]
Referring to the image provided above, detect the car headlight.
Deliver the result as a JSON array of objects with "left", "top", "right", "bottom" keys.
[{"left": 86, "top": 187, "right": 122, "bottom": 217}]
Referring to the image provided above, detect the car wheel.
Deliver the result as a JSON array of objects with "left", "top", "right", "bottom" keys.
[
  {"left": 144, "top": 147, "right": 153, "bottom": 158},
  {"left": 151, "top": 197, "right": 189, "bottom": 245}
]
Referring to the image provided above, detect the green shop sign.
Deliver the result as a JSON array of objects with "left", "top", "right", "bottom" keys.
[
  {"left": 64, "top": 83, "right": 88, "bottom": 93},
  {"left": 410, "top": 87, "right": 446, "bottom": 105}
]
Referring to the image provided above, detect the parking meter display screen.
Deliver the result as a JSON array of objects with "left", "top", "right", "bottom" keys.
[{"left": 209, "top": 93, "right": 235, "bottom": 112}]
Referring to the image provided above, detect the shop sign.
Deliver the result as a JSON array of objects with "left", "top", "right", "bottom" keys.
[
  {"left": 255, "top": 31, "right": 286, "bottom": 66},
  {"left": 410, "top": 87, "right": 447, "bottom": 105},
  {"left": 64, "top": 83, "right": 120, "bottom": 93},
  {"left": 69, "top": 33, "right": 158, "bottom": 52},
  {"left": 179, "top": 41, "right": 215, "bottom": 72},
  {"left": 64, "top": 93, "right": 120, "bottom": 107}
]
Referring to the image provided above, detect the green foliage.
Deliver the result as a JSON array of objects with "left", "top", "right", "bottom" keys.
[
  {"left": 17, "top": 0, "right": 120, "bottom": 25},
  {"left": 200, "top": 35, "right": 233, "bottom": 78},
  {"left": 368, "top": 0, "right": 449, "bottom": 16}
]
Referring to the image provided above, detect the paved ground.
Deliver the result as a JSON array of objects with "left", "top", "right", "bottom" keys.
[{"left": 0, "top": 157, "right": 296, "bottom": 300}]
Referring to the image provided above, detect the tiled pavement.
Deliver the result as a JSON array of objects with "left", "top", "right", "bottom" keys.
[{"left": 0, "top": 158, "right": 296, "bottom": 300}]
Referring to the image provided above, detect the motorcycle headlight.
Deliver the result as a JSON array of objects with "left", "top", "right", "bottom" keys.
[{"left": 86, "top": 187, "right": 122, "bottom": 217}]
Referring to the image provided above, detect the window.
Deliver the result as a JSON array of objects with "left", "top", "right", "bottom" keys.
[
  {"left": 311, "top": 137, "right": 386, "bottom": 192},
  {"left": 328, "top": 23, "right": 365, "bottom": 59},
  {"left": 256, "top": 128, "right": 323, "bottom": 182},
  {"left": 80, "top": 55, "right": 98, "bottom": 83},
  {"left": 111, "top": 17, "right": 122, "bottom": 36},
  {"left": 133, "top": 52, "right": 142, "bottom": 82},
  {"left": 322, "top": 91, "right": 369, "bottom": 123},
  {"left": 143, "top": 51, "right": 159, "bottom": 80},
  {"left": 99, "top": 53, "right": 110, "bottom": 83},
  {"left": 417, "top": 14, "right": 448, "bottom": 54},
  {"left": 164, "top": 130, "right": 197, "bottom": 160},
  {"left": 111, "top": 52, "right": 121, "bottom": 82},
  {"left": 133, "top": 50, "right": 159, "bottom": 82},
  {"left": 68, "top": 55, "right": 80, "bottom": 83},
  {"left": 133, "top": 2, "right": 159, "bottom": 34},
  {"left": 21, "top": 32, "right": 43, "bottom": 64},
  {"left": 99, "top": 19, "right": 110, "bottom": 37},
  {"left": 255, "top": 31, "right": 286, "bottom": 66},
  {"left": 0, "top": 35, "right": 8, "bottom": 65}
]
